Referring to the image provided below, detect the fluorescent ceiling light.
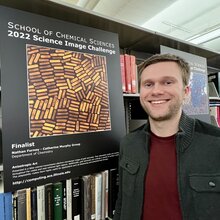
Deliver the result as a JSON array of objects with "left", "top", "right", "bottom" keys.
[{"left": 187, "top": 28, "right": 220, "bottom": 44}]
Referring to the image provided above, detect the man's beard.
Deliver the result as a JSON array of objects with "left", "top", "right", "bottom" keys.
[{"left": 141, "top": 99, "right": 182, "bottom": 122}]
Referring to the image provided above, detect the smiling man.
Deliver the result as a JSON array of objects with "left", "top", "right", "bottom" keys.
[
  {"left": 139, "top": 58, "right": 189, "bottom": 136},
  {"left": 113, "top": 54, "right": 220, "bottom": 220}
]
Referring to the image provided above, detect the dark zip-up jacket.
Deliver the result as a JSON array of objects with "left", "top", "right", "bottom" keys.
[{"left": 113, "top": 113, "right": 220, "bottom": 220}]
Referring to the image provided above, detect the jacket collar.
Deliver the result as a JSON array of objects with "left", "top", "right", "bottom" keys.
[
  {"left": 178, "top": 112, "right": 195, "bottom": 152},
  {"left": 143, "top": 111, "right": 195, "bottom": 152}
]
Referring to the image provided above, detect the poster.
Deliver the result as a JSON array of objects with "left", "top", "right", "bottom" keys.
[
  {"left": 0, "top": 6, "right": 126, "bottom": 192},
  {"left": 161, "top": 46, "right": 210, "bottom": 123}
]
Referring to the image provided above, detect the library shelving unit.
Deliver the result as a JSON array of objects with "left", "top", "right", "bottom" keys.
[
  {"left": 1, "top": 0, "right": 220, "bottom": 178},
  {"left": 1, "top": 0, "right": 220, "bottom": 218},
  {"left": 0, "top": 0, "right": 220, "bottom": 70}
]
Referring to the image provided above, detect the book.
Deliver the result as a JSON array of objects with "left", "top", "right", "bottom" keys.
[
  {"left": 208, "top": 81, "right": 219, "bottom": 97},
  {"left": 62, "top": 180, "right": 67, "bottom": 220},
  {"left": 0, "top": 192, "right": 13, "bottom": 220},
  {"left": 37, "top": 185, "right": 45, "bottom": 220},
  {"left": 208, "top": 72, "right": 220, "bottom": 94},
  {"left": 130, "top": 55, "right": 138, "bottom": 94},
  {"left": 66, "top": 179, "right": 72, "bottom": 220},
  {"left": 26, "top": 188, "right": 32, "bottom": 220},
  {"left": 101, "top": 170, "right": 109, "bottom": 219},
  {"left": 45, "top": 183, "right": 54, "bottom": 220},
  {"left": 103, "top": 170, "right": 109, "bottom": 218},
  {"left": 72, "top": 177, "right": 81, "bottom": 220},
  {"left": 81, "top": 175, "right": 92, "bottom": 220},
  {"left": 124, "top": 54, "right": 132, "bottom": 93},
  {"left": 108, "top": 169, "right": 119, "bottom": 219},
  {"left": 17, "top": 189, "right": 27, "bottom": 220},
  {"left": 4, "top": 192, "right": 13, "bottom": 220},
  {"left": 53, "top": 182, "right": 63, "bottom": 220},
  {"left": 13, "top": 191, "right": 18, "bottom": 220},
  {"left": 31, "top": 187, "right": 38, "bottom": 220},
  {"left": 210, "top": 106, "right": 220, "bottom": 127},
  {"left": 95, "top": 173, "right": 102, "bottom": 220},
  {"left": 120, "top": 54, "right": 126, "bottom": 93},
  {"left": 0, "top": 193, "right": 5, "bottom": 220},
  {"left": 90, "top": 175, "right": 96, "bottom": 220}
]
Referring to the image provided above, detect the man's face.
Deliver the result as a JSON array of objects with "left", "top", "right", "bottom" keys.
[{"left": 139, "top": 61, "right": 189, "bottom": 122}]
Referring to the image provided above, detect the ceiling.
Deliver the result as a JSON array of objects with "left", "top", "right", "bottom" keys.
[{"left": 48, "top": 0, "right": 220, "bottom": 54}]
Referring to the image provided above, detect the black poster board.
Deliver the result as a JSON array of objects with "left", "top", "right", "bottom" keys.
[{"left": 0, "top": 6, "right": 126, "bottom": 192}]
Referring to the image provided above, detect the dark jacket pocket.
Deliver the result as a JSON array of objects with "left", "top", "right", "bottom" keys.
[
  {"left": 189, "top": 174, "right": 220, "bottom": 219},
  {"left": 120, "top": 156, "right": 139, "bottom": 196}
]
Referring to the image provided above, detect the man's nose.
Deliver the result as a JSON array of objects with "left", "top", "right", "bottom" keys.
[{"left": 151, "top": 83, "right": 164, "bottom": 94}]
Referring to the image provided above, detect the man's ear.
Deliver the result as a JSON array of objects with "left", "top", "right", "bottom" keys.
[
  {"left": 184, "top": 85, "right": 191, "bottom": 100},
  {"left": 184, "top": 85, "right": 190, "bottom": 96},
  {"left": 183, "top": 85, "right": 190, "bottom": 105}
]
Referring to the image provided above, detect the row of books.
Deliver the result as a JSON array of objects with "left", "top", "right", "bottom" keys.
[
  {"left": 120, "top": 54, "right": 138, "bottom": 94},
  {"left": 0, "top": 168, "right": 119, "bottom": 220}
]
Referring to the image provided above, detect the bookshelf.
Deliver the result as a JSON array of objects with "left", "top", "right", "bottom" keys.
[
  {"left": 0, "top": 0, "right": 220, "bottom": 218},
  {"left": 209, "top": 97, "right": 220, "bottom": 101},
  {"left": 123, "top": 93, "right": 139, "bottom": 98},
  {"left": 1, "top": 0, "right": 220, "bottom": 69}
]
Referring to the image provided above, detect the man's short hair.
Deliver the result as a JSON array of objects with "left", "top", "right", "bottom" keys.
[{"left": 138, "top": 53, "right": 191, "bottom": 86}]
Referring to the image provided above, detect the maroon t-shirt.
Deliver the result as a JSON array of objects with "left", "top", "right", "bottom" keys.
[{"left": 142, "top": 132, "right": 182, "bottom": 220}]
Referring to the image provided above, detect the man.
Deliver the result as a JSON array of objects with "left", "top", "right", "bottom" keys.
[{"left": 113, "top": 54, "right": 220, "bottom": 220}]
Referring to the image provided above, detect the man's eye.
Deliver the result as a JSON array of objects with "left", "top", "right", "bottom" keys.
[
  {"left": 144, "top": 83, "right": 152, "bottom": 87},
  {"left": 164, "top": 81, "right": 173, "bottom": 85}
]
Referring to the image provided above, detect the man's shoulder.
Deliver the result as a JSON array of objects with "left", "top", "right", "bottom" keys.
[
  {"left": 195, "top": 118, "right": 220, "bottom": 137},
  {"left": 121, "top": 123, "right": 148, "bottom": 145}
]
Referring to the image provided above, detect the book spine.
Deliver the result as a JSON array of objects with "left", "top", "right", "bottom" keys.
[
  {"left": 101, "top": 171, "right": 106, "bottom": 220},
  {"left": 13, "top": 191, "right": 18, "bottom": 220},
  {"left": 130, "top": 55, "right": 137, "bottom": 94},
  {"left": 31, "top": 187, "right": 38, "bottom": 220},
  {"left": 0, "top": 193, "right": 5, "bottom": 220},
  {"left": 218, "top": 72, "right": 220, "bottom": 93},
  {"left": 108, "top": 169, "right": 119, "bottom": 219},
  {"left": 95, "top": 173, "right": 102, "bottom": 220},
  {"left": 120, "top": 54, "right": 126, "bottom": 92},
  {"left": 26, "top": 188, "right": 32, "bottom": 220},
  {"left": 53, "top": 182, "right": 63, "bottom": 220},
  {"left": 45, "top": 183, "right": 54, "bottom": 220},
  {"left": 90, "top": 175, "right": 96, "bottom": 220},
  {"left": 72, "top": 177, "right": 81, "bottom": 220},
  {"left": 124, "top": 54, "right": 132, "bottom": 93},
  {"left": 82, "top": 175, "right": 92, "bottom": 220},
  {"left": 217, "top": 106, "right": 220, "bottom": 127},
  {"left": 66, "top": 179, "right": 72, "bottom": 220},
  {"left": 103, "top": 170, "right": 109, "bottom": 219},
  {"left": 62, "top": 180, "right": 67, "bottom": 220},
  {"left": 17, "top": 189, "right": 27, "bottom": 220},
  {"left": 37, "top": 185, "right": 45, "bottom": 220},
  {"left": 208, "top": 72, "right": 220, "bottom": 94},
  {"left": 4, "top": 192, "right": 12, "bottom": 220}
]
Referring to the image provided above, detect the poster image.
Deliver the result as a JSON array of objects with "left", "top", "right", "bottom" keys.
[
  {"left": 183, "top": 72, "right": 209, "bottom": 115},
  {"left": 0, "top": 6, "right": 126, "bottom": 192},
  {"left": 27, "top": 44, "right": 111, "bottom": 138}
]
